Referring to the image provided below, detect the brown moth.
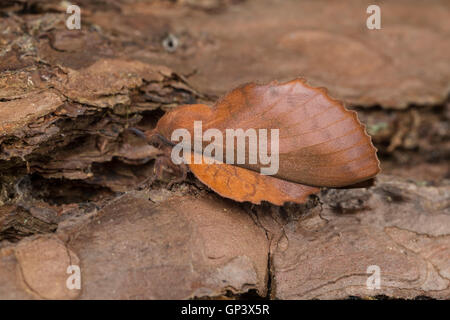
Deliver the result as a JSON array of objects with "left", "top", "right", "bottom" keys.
[{"left": 140, "top": 79, "right": 380, "bottom": 205}]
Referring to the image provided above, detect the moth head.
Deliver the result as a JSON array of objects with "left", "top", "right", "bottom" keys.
[{"left": 155, "top": 104, "right": 213, "bottom": 142}]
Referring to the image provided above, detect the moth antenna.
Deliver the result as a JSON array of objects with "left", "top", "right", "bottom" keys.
[{"left": 127, "top": 127, "right": 174, "bottom": 147}]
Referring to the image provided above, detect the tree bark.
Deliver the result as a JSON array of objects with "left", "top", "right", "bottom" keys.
[{"left": 0, "top": 0, "right": 448, "bottom": 299}]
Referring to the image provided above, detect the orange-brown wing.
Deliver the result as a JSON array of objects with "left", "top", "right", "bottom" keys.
[
  {"left": 205, "top": 79, "right": 380, "bottom": 187},
  {"left": 186, "top": 152, "right": 320, "bottom": 205}
]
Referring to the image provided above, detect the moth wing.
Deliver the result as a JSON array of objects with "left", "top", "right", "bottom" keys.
[
  {"left": 186, "top": 152, "right": 320, "bottom": 205},
  {"left": 207, "top": 79, "right": 380, "bottom": 187}
]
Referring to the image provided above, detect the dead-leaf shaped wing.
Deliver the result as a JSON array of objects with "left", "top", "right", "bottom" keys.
[
  {"left": 202, "top": 79, "right": 380, "bottom": 187},
  {"left": 154, "top": 79, "right": 381, "bottom": 196}
]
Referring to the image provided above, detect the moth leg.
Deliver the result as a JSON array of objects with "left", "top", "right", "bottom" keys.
[
  {"left": 167, "top": 162, "right": 188, "bottom": 189},
  {"left": 136, "top": 155, "right": 165, "bottom": 189},
  {"left": 128, "top": 127, "right": 187, "bottom": 188},
  {"left": 143, "top": 154, "right": 188, "bottom": 189}
]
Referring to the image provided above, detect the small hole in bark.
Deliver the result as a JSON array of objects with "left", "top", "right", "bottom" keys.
[{"left": 162, "top": 34, "right": 179, "bottom": 53}]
